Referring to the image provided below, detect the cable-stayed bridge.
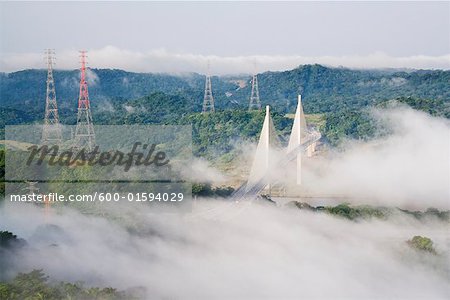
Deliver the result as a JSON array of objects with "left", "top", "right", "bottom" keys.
[
  {"left": 231, "top": 95, "right": 321, "bottom": 200},
  {"left": 186, "top": 95, "right": 320, "bottom": 221}
]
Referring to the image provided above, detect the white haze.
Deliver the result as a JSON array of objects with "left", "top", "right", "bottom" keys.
[
  {"left": 1, "top": 107, "right": 449, "bottom": 298},
  {"left": 299, "top": 107, "right": 450, "bottom": 210},
  {"left": 0, "top": 200, "right": 448, "bottom": 299},
  {"left": 253, "top": 106, "right": 450, "bottom": 210},
  {"left": 1, "top": 46, "right": 450, "bottom": 74},
  {"left": 179, "top": 158, "right": 228, "bottom": 184}
]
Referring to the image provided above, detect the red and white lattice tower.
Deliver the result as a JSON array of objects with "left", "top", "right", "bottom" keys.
[
  {"left": 41, "top": 49, "right": 62, "bottom": 144},
  {"left": 74, "top": 50, "right": 96, "bottom": 150}
]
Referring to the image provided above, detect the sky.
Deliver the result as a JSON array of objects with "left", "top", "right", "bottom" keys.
[{"left": 0, "top": 1, "right": 449, "bottom": 74}]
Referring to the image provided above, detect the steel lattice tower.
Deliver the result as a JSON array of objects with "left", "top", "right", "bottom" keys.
[
  {"left": 202, "top": 63, "right": 215, "bottom": 113},
  {"left": 74, "top": 50, "right": 96, "bottom": 151},
  {"left": 248, "top": 74, "right": 261, "bottom": 111},
  {"left": 41, "top": 49, "right": 62, "bottom": 144}
]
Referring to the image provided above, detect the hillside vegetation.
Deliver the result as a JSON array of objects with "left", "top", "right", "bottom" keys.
[
  {"left": 2, "top": 64, "right": 448, "bottom": 122},
  {"left": 1, "top": 65, "right": 448, "bottom": 153}
]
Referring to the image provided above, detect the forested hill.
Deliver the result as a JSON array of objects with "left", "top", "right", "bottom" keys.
[
  {"left": 259, "top": 65, "right": 449, "bottom": 113},
  {"left": 1, "top": 64, "right": 449, "bottom": 123}
]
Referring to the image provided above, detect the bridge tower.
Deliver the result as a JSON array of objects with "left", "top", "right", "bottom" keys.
[
  {"left": 231, "top": 95, "right": 321, "bottom": 200},
  {"left": 41, "top": 49, "right": 62, "bottom": 145},
  {"left": 202, "top": 62, "right": 215, "bottom": 113},
  {"left": 247, "top": 105, "right": 281, "bottom": 192},
  {"left": 287, "top": 95, "right": 307, "bottom": 185},
  {"left": 248, "top": 74, "right": 261, "bottom": 111},
  {"left": 74, "top": 50, "right": 96, "bottom": 151}
]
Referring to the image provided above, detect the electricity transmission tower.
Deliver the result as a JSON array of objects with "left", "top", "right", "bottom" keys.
[
  {"left": 41, "top": 49, "right": 62, "bottom": 144},
  {"left": 202, "top": 62, "right": 215, "bottom": 113},
  {"left": 74, "top": 50, "right": 96, "bottom": 151},
  {"left": 248, "top": 73, "right": 261, "bottom": 110}
]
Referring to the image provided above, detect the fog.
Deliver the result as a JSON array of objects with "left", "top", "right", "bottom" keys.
[
  {"left": 1, "top": 199, "right": 448, "bottom": 299},
  {"left": 313, "top": 107, "right": 449, "bottom": 209},
  {"left": 2, "top": 46, "right": 450, "bottom": 74},
  {"left": 1, "top": 106, "right": 449, "bottom": 298},
  {"left": 271, "top": 106, "right": 450, "bottom": 210},
  {"left": 179, "top": 157, "right": 228, "bottom": 184}
]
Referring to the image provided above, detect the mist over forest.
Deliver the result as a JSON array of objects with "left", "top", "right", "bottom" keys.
[
  {"left": 1, "top": 60, "right": 449, "bottom": 300},
  {"left": 2, "top": 0, "right": 450, "bottom": 298}
]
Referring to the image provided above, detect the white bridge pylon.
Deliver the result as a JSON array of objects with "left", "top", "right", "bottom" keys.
[
  {"left": 246, "top": 105, "right": 281, "bottom": 192},
  {"left": 287, "top": 95, "right": 308, "bottom": 185},
  {"left": 233, "top": 95, "right": 321, "bottom": 199}
]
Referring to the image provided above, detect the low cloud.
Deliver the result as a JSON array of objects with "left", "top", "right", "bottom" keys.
[
  {"left": 123, "top": 105, "right": 135, "bottom": 113},
  {"left": 1, "top": 200, "right": 448, "bottom": 299},
  {"left": 271, "top": 107, "right": 450, "bottom": 210},
  {"left": 1, "top": 107, "right": 448, "bottom": 298},
  {"left": 86, "top": 68, "right": 99, "bottom": 86},
  {"left": 1, "top": 46, "right": 449, "bottom": 74},
  {"left": 95, "top": 98, "right": 115, "bottom": 113},
  {"left": 178, "top": 158, "right": 228, "bottom": 184}
]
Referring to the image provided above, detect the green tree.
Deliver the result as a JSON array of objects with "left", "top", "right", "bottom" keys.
[{"left": 407, "top": 236, "right": 437, "bottom": 254}]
